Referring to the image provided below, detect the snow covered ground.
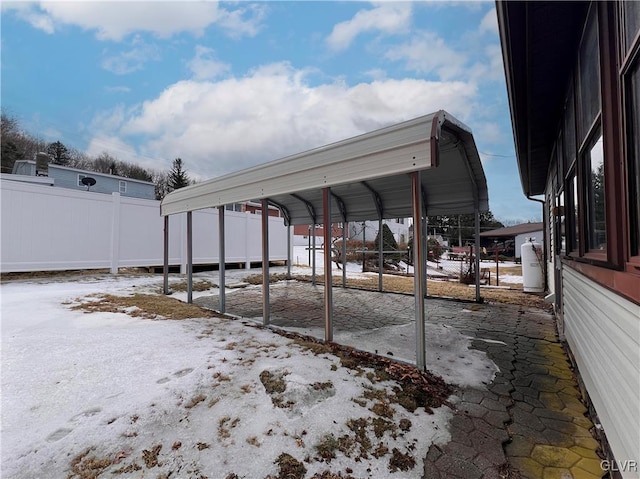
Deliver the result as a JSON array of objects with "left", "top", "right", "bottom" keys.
[{"left": 1, "top": 270, "right": 500, "bottom": 478}]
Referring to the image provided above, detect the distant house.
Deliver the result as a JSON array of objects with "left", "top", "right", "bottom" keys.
[
  {"left": 498, "top": 1, "right": 639, "bottom": 472},
  {"left": 9, "top": 160, "right": 155, "bottom": 200},
  {"left": 479, "top": 222, "right": 543, "bottom": 258}
]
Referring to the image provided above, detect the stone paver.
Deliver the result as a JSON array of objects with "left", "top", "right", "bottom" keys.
[{"left": 195, "top": 279, "right": 604, "bottom": 479}]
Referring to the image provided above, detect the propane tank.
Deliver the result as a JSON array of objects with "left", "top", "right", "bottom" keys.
[{"left": 521, "top": 238, "right": 544, "bottom": 293}]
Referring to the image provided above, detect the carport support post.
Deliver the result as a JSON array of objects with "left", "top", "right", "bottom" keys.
[
  {"left": 163, "top": 215, "right": 169, "bottom": 295},
  {"left": 287, "top": 224, "right": 292, "bottom": 279},
  {"left": 474, "top": 205, "right": 481, "bottom": 302},
  {"left": 187, "top": 211, "right": 193, "bottom": 304},
  {"left": 312, "top": 225, "right": 317, "bottom": 286},
  {"left": 323, "top": 187, "right": 333, "bottom": 342},
  {"left": 342, "top": 223, "right": 347, "bottom": 288},
  {"left": 218, "top": 206, "right": 226, "bottom": 313},
  {"left": 378, "top": 218, "right": 383, "bottom": 292},
  {"left": 422, "top": 214, "right": 428, "bottom": 298},
  {"left": 261, "top": 199, "right": 270, "bottom": 325},
  {"left": 412, "top": 171, "right": 426, "bottom": 371}
]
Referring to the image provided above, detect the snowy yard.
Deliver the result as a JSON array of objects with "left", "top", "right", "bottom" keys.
[{"left": 1, "top": 270, "right": 499, "bottom": 478}]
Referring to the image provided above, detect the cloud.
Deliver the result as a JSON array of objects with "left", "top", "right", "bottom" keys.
[
  {"left": 384, "top": 31, "right": 467, "bottom": 80},
  {"left": 105, "top": 86, "right": 132, "bottom": 93},
  {"left": 479, "top": 8, "right": 498, "bottom": 35},
  {"left": 91, "top": 62, "right": 477, "bottom": 178},
  {"left": 187, "top": 45, "right": 230, "bottom": 80},
  {"left": 4, "top": 1, "right": 266, "bottom": 41},
  {"left": 101, "top": 36, "right": 160, "bottom": 75},
  {"left": 2, "top": 2, "right": 55, "bottom": 34},
  {"left": 326, "top": 2, "right": 412, "bottom": 51}
]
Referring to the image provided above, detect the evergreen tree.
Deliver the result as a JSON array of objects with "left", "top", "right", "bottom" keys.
[
  {"left": 46, "top": 141, "right": 71, "bottom": 165},
  {"left": 374, "top": 223, "right": 399, "bottom": 251},
  {"left": 168, "top": 158, "right": 190, "bottom": 191}
]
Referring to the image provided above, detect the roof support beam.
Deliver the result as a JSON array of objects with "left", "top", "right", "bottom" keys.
[
  {"left": 331, "top": 191, "right": 348, "bottom": 288},
  {"left": 361, "top": 181, "right": 383, "bottom": 219},
  {"left": 290, "top": 193, "right": 316, "bottom": 224},
  {"left": 267, "top": 199, "right": 291, "bottom": 226},
  {"left": 330, "top": 192, "right": 347, "bottom": 223},
  {"left": 412, "top": 171, "right": 426, "bottom": 371},
  {"left": 261, "top": 199, "right": 270, "bottom": 325},
  {"left": 218, "top": 206, "right": 226, "bottom": 313},
  {"left": 323, "top": 187, "right": 333, "bottom": 342}
]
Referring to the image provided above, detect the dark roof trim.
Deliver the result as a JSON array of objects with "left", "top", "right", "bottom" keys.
[
  {"left": 479, "top": 222, "right": 544, "bottom": 237},
  {"left": 496, "top": 1, "right": 589, "bottom": 196}
]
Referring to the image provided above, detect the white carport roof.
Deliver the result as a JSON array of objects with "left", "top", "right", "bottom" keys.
[{"left": 160, "top": 110, "right": 489, "bottom": 222}]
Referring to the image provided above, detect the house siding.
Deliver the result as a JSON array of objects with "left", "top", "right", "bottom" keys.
[
  {"left": 563, "top": 266, "right": 640, "bottom": 474},
  {"left": 48, "top": 166, "right": 155, "bottom": 200}
]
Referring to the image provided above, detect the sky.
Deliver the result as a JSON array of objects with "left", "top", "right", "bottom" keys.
[
  {"left": 1, "top": 269, "right": 499, "bottom": 477},
  {"left": 0, "top": 1, "right": 543, "bottom": 223}
]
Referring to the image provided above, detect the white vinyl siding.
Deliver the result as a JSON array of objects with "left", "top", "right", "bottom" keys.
[{"left": 563, "top": 267, "right": 640, "bottom": 474}]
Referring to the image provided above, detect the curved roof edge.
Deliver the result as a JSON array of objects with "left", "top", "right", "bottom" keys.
[{"left": 161, "top": 111, "right": 488, "bottom": 223}]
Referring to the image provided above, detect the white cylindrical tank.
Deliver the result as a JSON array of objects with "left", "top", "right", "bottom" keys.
[{"left": 521, "top": 238, "right": 544, "bottom": 293}]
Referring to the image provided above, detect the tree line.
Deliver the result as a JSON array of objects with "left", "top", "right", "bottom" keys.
[{"left": 1, "top": 112, "right": 190, "bottom": 199}]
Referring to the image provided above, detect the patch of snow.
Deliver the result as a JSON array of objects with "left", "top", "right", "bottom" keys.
[
  {"left": 1, "top": 275, "right": 460, "bottom": 478},
  {"left": 499, "top": 274, "right": 523, "bottom": 284}
]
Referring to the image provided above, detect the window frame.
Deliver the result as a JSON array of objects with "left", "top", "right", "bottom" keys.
[
  {"left": 619, "top": 1, "right": 640, "bottom": 268},
  {"left": 119, "top": 180, "right": 127, "bottom": 194}
]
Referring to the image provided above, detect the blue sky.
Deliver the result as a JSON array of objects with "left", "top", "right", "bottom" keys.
[{"left": 1, "top": 1, "right": 542, "bottom": 223}]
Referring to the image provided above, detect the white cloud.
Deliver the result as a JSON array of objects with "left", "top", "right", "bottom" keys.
[
  {"left": 102, "top": 36, "right": 160, "bottom": 75},
  {"left": 187, "top": 45, "right": 230, "bottom": 80},
  {"left": 105, "top": 86, "right": 131, "bottom": 93},
  {"left": 384, "top": 31, "right": 467, "bottom": 80},
  {"left": 91, "top": 62, "right": 477, "bottom": 178},
  {"left": 4, "top": 1, "right": 266, "bottom": 41},
  {"left": 479, "top": 8, "right": 498, "bottom": 35},
  {"left": 2, "top": 2, "right": 55, "bottom": 33},
  {"left": 326, "top": 2, "right": 412, "bottom": 51}
]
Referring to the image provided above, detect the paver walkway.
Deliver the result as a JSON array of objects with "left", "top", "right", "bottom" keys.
[{"left": 195, "top": 280, "right": 604, "bottom": 479}]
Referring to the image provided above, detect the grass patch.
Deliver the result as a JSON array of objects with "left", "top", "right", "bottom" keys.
[
  {"left": 314, "top": 434, "right": 339, "bottom": 462},
  {"left": 184, "top": 393, "right": 206, "bottom": 409},
  {"left": 370, "top": 401, "right": 395, "bottom": 418},
  {"left": 288, "top": 273, "right": 546, "bottom": 309},
  {"left": 372, "top": 417, "right": 397, "bottom": 438},
  {"left": 388, "top": 448, "right": 416, "bottom": 472},
  {"left": 167, "top": 279, "right": 217, "bottom": 292},
  {"left": 274, "top": 453, "right": 307, "bottom": 479},
  {"left": 259, "top": 370, "right": 288, "bottom": 395},
  {"left": 67, "top": 448, "right": 112, "bottom": 479},
  {"left": 141, "top": 444, "right": 162, "bottom": 468},
  {"left": 70, "top": 293, "right": 222, "bottom": 320}
]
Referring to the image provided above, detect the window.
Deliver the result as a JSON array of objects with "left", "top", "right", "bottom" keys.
[
  {"left": 621, "top": 1, "right": 640, "bottom": 259},
  {"left": 119, "top": 180, "right": 127, "bottom": 193},
  {"left": 78, "top": 174, "right": 88, "bottom": 187},
  {"left": 578, "top": 7, "right": 601, "bottom": 139},
  {"left": 557, "top": 189, "right": 566, "bottom": 254},
  {"left": 584, "top": 133, "right": 606, "bottom": 251},
  {"left": 629, "top": 60, "right": 640, "bottom": 256},
  {"left": 622, "top": 1, "right": 640, "bottom": 56},
  {"left": 567, "top": 170, "right": 579, "bottom": 253}
]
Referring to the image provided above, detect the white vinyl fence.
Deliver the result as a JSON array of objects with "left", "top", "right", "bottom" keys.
[{"left": 1, "top": 179, "right": 289, "bottom": 273}]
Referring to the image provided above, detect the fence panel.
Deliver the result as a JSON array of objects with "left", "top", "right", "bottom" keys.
[{"left": 1, "top": 179, "right": 288, "bottom": 273}]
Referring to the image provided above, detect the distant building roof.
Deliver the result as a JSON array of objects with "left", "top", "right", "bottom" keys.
[{"left": 480, "top": 222, "right": 543, "bottom": 238}]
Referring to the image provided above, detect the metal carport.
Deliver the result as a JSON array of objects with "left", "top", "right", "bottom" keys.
[{"left": 160, "top": 110, "right": 489, "bottom": 370}]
